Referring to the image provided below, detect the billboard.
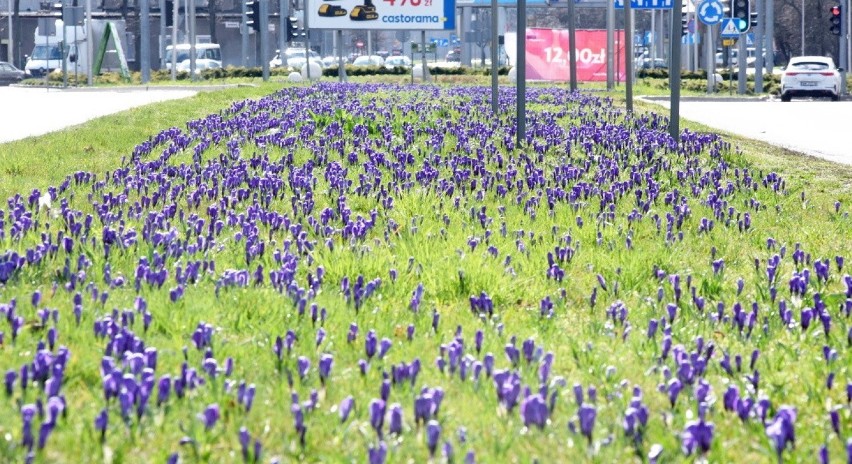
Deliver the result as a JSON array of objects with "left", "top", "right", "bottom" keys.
[
  {"left": 306, "top": 0, "right": 456, "bottom": 30},
  {"left": 504, "top": 29, "right": 626, "bottom": 82}
]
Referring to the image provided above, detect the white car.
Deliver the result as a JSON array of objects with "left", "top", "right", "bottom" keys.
[
  {"left": 175, "top": 59, "right": 222, "bottom": 75},
  {"left": 270, "top": 49, "right": 323, "bottom": 70},
  {"left": 352, "top": 55, "right": 385, "bottom": 67},
  {"left": 780, "top": 56, "right": 842, "bottom": 102},
  {"left": 384, "top": 56, "right": 412, "bottom": 69}
]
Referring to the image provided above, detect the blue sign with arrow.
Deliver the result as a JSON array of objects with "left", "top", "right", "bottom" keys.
[{"left": 697, "top": 0, "right": 724, "bottom": 25}]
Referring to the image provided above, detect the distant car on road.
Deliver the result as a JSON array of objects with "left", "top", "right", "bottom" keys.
[
  {"left": 384, "top": 56, "right": 412, "bottom": 69},
  {"left": 352, "top": 55, "right": 385, "bottom": 67},
  {"left": 446, "top": 48, "right": 461, "bottom": 62},
  {"left": 0, "top": 61, "right": 26, "bottom": 85},
  {"left": 779, "top": 56, "right": 841, "bottom": 102}
]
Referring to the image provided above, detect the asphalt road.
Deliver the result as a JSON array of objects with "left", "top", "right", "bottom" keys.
[
  {"left": 643, "top": 96, "right": 852, "bottom": 166},
  {"left": 0, "top": 86, "right": 197, "bottom": 143}
]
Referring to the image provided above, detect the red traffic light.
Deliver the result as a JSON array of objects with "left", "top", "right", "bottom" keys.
[{"left": 830, "top": 5, "right": 841, "bottom": 16}]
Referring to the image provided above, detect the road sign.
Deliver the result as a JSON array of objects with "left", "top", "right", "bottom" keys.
[
  {"left": 697, "top": 0, "right": 724, "bottom": 25},
  {"left": 722, "top": 38, "right": 737, "bottom": 46},
  {"left": 745, "top": 32, "right": 754, "bottom": 45},
  {"left": 614, "top": 0, "right": 673, "bottom": 9},
  {"left": 720, "top": 18, "right": 740, "bottom": 37}
]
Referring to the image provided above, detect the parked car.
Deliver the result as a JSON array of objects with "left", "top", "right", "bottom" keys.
[
  {"left": 0, "top": 61, "right": 27, "bottom": 85},
  {"left": 446, "top": 48, "right": 461, "bottom": 62},
  {"left": 352, "top": 55, "right": 385, "bottom": 67},
  {"left": 637, "top": 58, "right": 667, "bottom": 70},
  {"left": 270, "top": 49, "right": 323, "bottom": 70},
  {"left": 779, "top": 56, "right": 841, "bottom": 102},
  {"left": 384, "top": 56, "right": 412, "bottom": 69},
  {"left": 175, "top": 59, "right": 221, "bottom": 75}
]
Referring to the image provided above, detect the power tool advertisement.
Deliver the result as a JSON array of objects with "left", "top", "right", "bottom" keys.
[{"left": 307, "top": 0, "right": 455, "bottom": 30}]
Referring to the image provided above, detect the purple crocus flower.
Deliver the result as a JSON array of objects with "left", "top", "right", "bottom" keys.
[
  {"left": 340, "top": 396, "right": 354, "bottom": 423},
  {"left": 520, "top": 394, "right": 549, "bottom": 429},
  {"left": 426, "top": 420, "right": 441, "bottom": 456},
  {"left": 389, "top": 403, "right": 403, "bottom": 435},
  {"left": 368, "top": 441, "right": 387, "bottom": 464},
  {"left": 681, "top": 418, "right": 714, "bottom": 455},
  {"left": 198, "top": 403, "right": 220, "bottom": 429},
  {"left": 239, "top": 427, "right": 251, "bottom": 462},
  {"left": 765, "top": 406, "right": 797, "bottom": 459},
  {"left": 318, "top": 354, "right": 333, "bottom": 385},
  {"left": 21, "top": 404, "right": 36, "bottom": 450},
  {"left": 5, "top": 369, "right": 16, "bottom": 396},
  {"left": 818, "top": 444, "right": 829, "bottom": 464},
  {"left": 297, "top": 356, "right": 310, "bottom": 380},
  {"left": 95, "top": 408, "right": 108, "bottom": 441},
  {"left": 407, "top": 324, "right": 415, "bottom": 341},
  {"left": 365, "top": 330, "right": 378, "bottom": 359},
  {"left": 370, "top": 399, "right": 386, "bottom": 437},
  {"left": 378, "top": 338, "right": 392, "bottom": 359},
  {"left": 578, "top": 403, "right": 597, "bottom": 443}
]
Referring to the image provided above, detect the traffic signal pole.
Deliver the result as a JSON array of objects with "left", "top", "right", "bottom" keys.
[
  {"left": 841, "top": 0, "right": 847, "bottom": 95},
  {"left": 260, "top": 0, "right": 269, "bottom": 81}
]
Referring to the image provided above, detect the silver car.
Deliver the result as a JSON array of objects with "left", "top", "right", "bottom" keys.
[
  {"left": 0, "top": 61, "right": 26, "bottom": 85},
  {"left": 780, "top": 56, "right": 842, "bottom": 102}
]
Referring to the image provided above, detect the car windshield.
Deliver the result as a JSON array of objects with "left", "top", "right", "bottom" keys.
[
  {"left": 790, "top": 61, "right": 830, "bottom": 71},
  {"left": 31, "top": 44, "right": 63, "bottom": 60}
]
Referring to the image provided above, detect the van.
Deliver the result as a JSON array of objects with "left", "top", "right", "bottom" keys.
[{"left": 164, "top": 43, "right": 221, "bottom": 71}]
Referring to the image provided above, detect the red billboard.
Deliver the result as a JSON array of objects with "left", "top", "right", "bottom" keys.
[{"left": 505, "top": 29, "right": 627, "bottom": 82}]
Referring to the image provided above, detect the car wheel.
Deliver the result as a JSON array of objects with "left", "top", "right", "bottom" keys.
[
  {"left": 780, "top": 93, "right": 792, "bottom": 102},
  {"left": 831, "top": 94, "right": 840, "bottom": 101}
]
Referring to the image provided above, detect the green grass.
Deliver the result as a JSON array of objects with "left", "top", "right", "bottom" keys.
[{"left": 0, "top": 82, "right": 850, "bottom": 464}]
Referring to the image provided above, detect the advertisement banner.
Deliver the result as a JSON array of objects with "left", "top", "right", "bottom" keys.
[
  {"left": 306, "top": 0, "right": 455, "bottom": 30},
  {"left": 505, "top": 29, "right": 626, "bottom": 82}
]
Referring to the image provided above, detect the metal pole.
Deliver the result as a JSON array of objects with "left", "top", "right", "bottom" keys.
[
  {"left": 7, "top": 0, "right": 12, "bottom": 65},
  {"left": 800, "top": 0, "right": 804, "bottom": 55},
  {"left": 841, "top": 0, "right": 847, "bottom": 95},
  {"left": 765, "top": 0, "right": 773, "bottom": 72},
  {"left": 606, "top": 0, "right": 614, "bottom": 89},
  {"left": 567, "top": 0, "right": 577, "bottom": 91},
  {"left": 754, "top": 0, "right": 763, "bottom": 93},
  {"left": 62, "top": 16, "right": 68, "bottom": 88},
  {"left": 261, "top": 0, "right": 269, "bottom": 80},
  {"left": 421, "top": 30, "right": 428, "bottom": 81},
  {"left": 241, "top": 0, "right": 249, "bottom": 67},
  {"left": 491, "top": 0, "right": 498, "bottom": 113},
  {"left": 367, "top": 30, "right": 372, "bottom": 56},
  {"left": 706, "top": 24, "right": 714, "bottom": 93},
  {"left": 160, "top": 0, "right": 166, "bottom": 69},
  {"left": 517, "top": 0, "right": 526, "bottom": 146},
  {"left": 171, "top": 0, "right": 177, "bottom": 79},
  {"left": 86, "top": 0, "right": 93, "bottom": 85},
  {"left": 624, "top": 0, "right": 633, "bottom": 111},
  {"left": 338, "top": 29, "right": 346, "bottom": 82},
  {"left": 279, "top": 0, "right": 285, "bottom": 59},
  {"left": 189, "top": 0, "right": 196, "bottom": 80},
  {"left": 650, "top": 10, "right": 656, "bottom": 64},
  {"left": 737, "top": 31, "right": 745, "bottom": 93},
  {"left": 305, "top": 9, "right": 311, "bottom": 80},
  {"left": 141, "top": 0, "right": 151, "bottom": 83},
  {"left": 669, "top": 0, "right": 682, "bottom": 140}
]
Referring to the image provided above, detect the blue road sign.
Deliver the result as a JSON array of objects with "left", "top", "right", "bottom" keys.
[
  {"left": 697, "top": 0, "right": 724, "bottom": 25},
  {"left": 614, "top": 0, "right": 672, "bottom": 9},
  {"left": 720, "top": 18, "right": 740, "bottom": 37},
  {"left": 745, "top": 33, "right": 754, "bottom": 45}
]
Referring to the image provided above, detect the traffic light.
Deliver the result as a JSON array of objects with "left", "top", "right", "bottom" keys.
[
  {"left": 165, "top": 0, "right": 174, "bottom": 27},
  {"left": 246, "top": 0, "right": 260, "bottom": 32},
  {"left": 286, "top": 16, "right": 298, "bottom": 41},
  {"left": 750, "top": 12, "right": 758, "bottom": 27},
  {"left": 829, "top": 5, "right": 842, "bottom": 35},
  {"left": 681, "top": 13, "right": 689, "bottom": 35},
  {"left": 732, "top": 0, "right": 750, "bottom": 32}
]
